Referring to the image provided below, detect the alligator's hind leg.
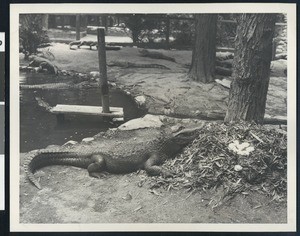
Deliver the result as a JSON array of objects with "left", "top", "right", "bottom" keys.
[
  {"left": 87, "top": 154, "right": 106, "bottom": 178},
  {"left": 144, "top": 153, "right": 173, "bottom": 177}
]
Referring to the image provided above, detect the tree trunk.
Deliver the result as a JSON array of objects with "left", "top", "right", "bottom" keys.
[
  {"left": 224, "top": 14, "right": 276, "bottom": 124},
  {"left": 75, "top": 15, "right": 80, "bottom": 40},
  {"left": 188, "top": 14, "right": 217, "bottom": 83},
  {"left": 102, "top": 16, "right": 108, "bottom": 31}
]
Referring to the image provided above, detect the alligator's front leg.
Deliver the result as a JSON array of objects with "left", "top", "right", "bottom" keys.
[
  {"left": 144, "top": 153, "right": 173, "bottom": 177},
  {"left": 87, "top": 154, "right": 106, "bottom": 178}
]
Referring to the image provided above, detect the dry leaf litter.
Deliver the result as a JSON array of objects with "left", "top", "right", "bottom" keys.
[{"left": 141, "top": 122, "right": 287, "bottom": 205}]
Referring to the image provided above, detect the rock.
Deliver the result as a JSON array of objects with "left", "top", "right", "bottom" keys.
[
  {"left": 63, "top": 140, "right": 78, "bottom": 147},
  {"left": 32, "top": 67, "right": 42, "bottom": 73},
  {"left": 215, "top": 78, "right": 232, "bottom": 89},
  {"left": 108, "top": 82, "right": 116, "bottom": 87},
  {"left": 82, "top": 137, "right": 94, "bottom": 143},
  {"left": 163, "top": 107, "right": 171, "bottom": 115},
  {"left": 118, "top": 114, "right": 163, "bottom": 130},
  {"left": 61, "top": 70, "right": 67, "bottom": 75},
  {"left": 277, "top": 45, "right": 284, "bottom": 50},
  {"left": 90, "top": 71, "right": 100, "bottom": 78},
  {"left": 112, "top": 117, "right": 124, "bottom": 122},
  {"left": 134, "top": 95, "right": 146, "bottom": 106},
  {"left": 182, "top": 119, "right": 191, "bottom": 124},
  {"left": 234, "top": 165, "right": 243, "bottom": 172}
]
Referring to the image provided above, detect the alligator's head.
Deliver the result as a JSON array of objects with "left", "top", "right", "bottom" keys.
[
  {"left": 165, "top": 124, "right": 204, "bottom": 156},
  {"left": 172, "top": 126, "right": 202, "bottom": 146}
]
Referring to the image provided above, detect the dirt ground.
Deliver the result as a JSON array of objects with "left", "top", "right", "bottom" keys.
[
  {"left": 22, "top": 43, "right": 287, "bottom": 119},
  {"left": 19, "top": 43, "right": 288, "bottom": 224},
  {"left": 20, "top": 118, "right": 287, "bottom": 224}
]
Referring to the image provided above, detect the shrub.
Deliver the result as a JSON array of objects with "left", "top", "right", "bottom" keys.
[{"left": 19, "top": 14, "right": 49, "bottom": 59}]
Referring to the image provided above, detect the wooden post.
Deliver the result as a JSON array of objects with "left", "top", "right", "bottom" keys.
[
  {"left": 97, "top": 28, "right": 110, "bottom": 113},
  {"left": 76, "top": 14, "right": 81, "bottom": 40}
]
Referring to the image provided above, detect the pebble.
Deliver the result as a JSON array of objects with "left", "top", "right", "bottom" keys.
[
  {"left": 277, "top": 45, "right": 284, "bottom": 50},
  {"left": 234, "top": 165, "right": 243, "bottom": 172},
  {"left": 182, "top": 119, "right": 191, "bottom": 124},
  {"left": 134, "top": 95, "right": 146, "bottom": 106},
  {"left": 90, "top": 71, "right": 100, "bottom": 77}
]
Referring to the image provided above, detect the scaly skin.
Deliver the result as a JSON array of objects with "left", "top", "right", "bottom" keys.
[
  {"left": 107, "top": 61, "right": 170, "bottom": 70},
  {"left": 24, "top": 126, "right": 203, "bottom": 189},
  {"left": 20, "top": 81, "right": 94, "bottom": 90},
  {"left": 69, "top": 41, "right": 121, "bottom": 51},
  {"left": 138, "top": 49, "right": 176, "bottom": 63},
  {"left": 28, "top": 55, "right": 58, "bottom": 75},
  {"left": 69, "top": 40, "right": 97, "bottom": 50}
]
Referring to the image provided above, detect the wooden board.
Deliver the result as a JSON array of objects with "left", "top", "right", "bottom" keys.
[{"left": 50, "top": 104, "right": 124, "bottom": 118}]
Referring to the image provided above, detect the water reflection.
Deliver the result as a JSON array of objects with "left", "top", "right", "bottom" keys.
[{"left": 20, "top": 73, "right": 145, "bottom": 152}]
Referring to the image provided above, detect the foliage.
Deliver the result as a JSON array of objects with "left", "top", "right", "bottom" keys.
[
  {"left": 19, "top": 14, "right": 49, "bottom": 58},
  {"left": 170, "top": 18, "right": 195, "bottom": 47},
  {"left": 147, "top": 122, "right": 287, "bottom": 206},
  {"left": 216, "top": 14, "right": 238, "bottom": 48},
  {"left": 123, "top": 14, "right": 165, "bottom": 43}
]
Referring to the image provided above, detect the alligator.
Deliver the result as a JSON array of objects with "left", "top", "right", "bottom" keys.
[
  {"left": 24, "top": 126, "right": 203, "bottom": 189},
  {"left": 69, "top": 40, "right": 98, "bottom": 50},
  {"left": 69, "top": 40, "right": 121, "bottom": 51},
  {"left": 107, "top": 60, "right": 170, "bottom": 70},
  {"left": 138, "top": 49, "right": 176, "bottom": 63},
  {"left": 28, "top": 55, "right": 58, "bottom": 75},
  {"left": 20, "top": 81, "right": 97, "bottom": 90}
]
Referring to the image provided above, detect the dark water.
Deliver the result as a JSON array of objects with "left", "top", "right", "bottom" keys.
[{"left": 20, "top": 73, "right": 145, "bottom": 152}]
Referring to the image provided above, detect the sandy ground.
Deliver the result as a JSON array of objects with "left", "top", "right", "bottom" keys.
[
  {"left": 19, "top": 43, "right": 288, "bottom": 224},
  {"left": 20, "top": 119, "right": 287, "bottom": 224}
]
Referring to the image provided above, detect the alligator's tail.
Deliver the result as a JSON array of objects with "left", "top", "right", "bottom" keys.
[{"left": 24, "top": 150, "right": 92, "bottom": 189}]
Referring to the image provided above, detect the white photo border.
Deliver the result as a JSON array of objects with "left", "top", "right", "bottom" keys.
[{"left": 10, "top": 3, "right": 297, "bottom": 232}]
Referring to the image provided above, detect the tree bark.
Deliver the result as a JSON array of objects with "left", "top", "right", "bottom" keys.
[
  {"left": 224, "top": 14, "right": 276, "bottom": 124},
  {"left": 75, "top": 15, "right": 80, "bottom": 40},
  {"left": 188, "top": 14, "right": 217, "bottom": 83}
]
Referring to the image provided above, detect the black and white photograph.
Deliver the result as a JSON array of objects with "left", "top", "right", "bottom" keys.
[{"left": 10, "top": 3, "right": 296, "bottom": 232}]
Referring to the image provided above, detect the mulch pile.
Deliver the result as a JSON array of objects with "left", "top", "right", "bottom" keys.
[{"left": 146, "top": 122, "right": 287, "bottom": 205}]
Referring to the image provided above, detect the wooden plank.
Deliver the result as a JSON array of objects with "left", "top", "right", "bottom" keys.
[
  {"left": 50, "top": 104, "right": 124, "bottom": 117},
  {"left": 216, "top": 47, "right": 235, "bottom": 53}
]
